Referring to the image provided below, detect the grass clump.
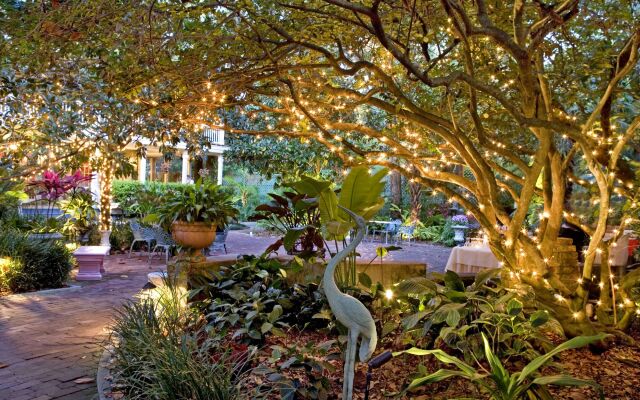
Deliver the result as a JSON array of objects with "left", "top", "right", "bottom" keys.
[{"left": 110, "top": 281, "right": 246, "bottom": 400}]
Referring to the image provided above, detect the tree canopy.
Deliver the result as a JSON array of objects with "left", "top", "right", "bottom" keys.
[{"left": 2, "top": 0, "right": 640, "bottom": 336}]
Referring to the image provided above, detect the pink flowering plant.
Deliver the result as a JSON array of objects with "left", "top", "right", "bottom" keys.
[{"left": 26, "top": 170, "right": 92, "bottom": 221}]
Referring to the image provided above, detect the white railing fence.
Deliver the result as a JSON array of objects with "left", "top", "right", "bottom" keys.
[{"left": 203, "top": 127, "right": 225, "bottom": 145}]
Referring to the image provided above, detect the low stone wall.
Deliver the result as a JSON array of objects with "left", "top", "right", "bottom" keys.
[{"left": 193, "top": 253, "right": 428, "bottom": 287}]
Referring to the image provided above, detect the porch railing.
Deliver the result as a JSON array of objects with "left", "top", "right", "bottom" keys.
[{"left": 203, "top": 127, "right": 225, "bottom": 145}]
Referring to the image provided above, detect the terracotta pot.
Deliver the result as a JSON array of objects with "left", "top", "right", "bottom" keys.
[{"left": 171, "top": 221, "right": 217, "bottom": 250}]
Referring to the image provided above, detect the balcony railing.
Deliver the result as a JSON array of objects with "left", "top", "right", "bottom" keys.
[{"left": 203, "top": 127, "right": 225, "bottom": 145}]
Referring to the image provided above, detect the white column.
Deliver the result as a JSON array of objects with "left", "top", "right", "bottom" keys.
[
  {"left": 90, "top": 169, "right": 101, "bottom": 205},
  {"left": 217, "top": 154, "right": 223, "bottom": 185},
  {"left": 138, "top": 155, "right": 147, "bottom": 183},
  {"left": 181, "top": 151, "right": 190, "bottom": 183}
]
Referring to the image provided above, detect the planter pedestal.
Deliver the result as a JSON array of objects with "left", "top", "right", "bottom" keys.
[
  {"left": 452, "top": 225, "right": 469, "bottom": 245},
  {"left": 74, "top": 246, "right": 110, "bottom": 281}
]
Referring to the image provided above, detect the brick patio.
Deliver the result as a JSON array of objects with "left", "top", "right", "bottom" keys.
[{"left": 0, "top": 231, "right": 451, "bottom": 399}]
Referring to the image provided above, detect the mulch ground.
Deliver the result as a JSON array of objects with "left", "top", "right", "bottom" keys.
[{"left": 248, "top": 327, "right": 640, "bottom": 400}]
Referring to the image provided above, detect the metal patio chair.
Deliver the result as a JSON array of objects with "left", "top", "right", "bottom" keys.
[
  {"left": 148, "top": 228, "right": 176, "bottom": 264},
  {"left": 128, "top": 219, "right": 156, "bottom": 258}
]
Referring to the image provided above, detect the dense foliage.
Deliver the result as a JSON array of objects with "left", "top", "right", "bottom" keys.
[
  {"left": 112, "top": 180, "right": 193, "bottom": 217},
  {"left": 0, "top": 230, "right": 73, "bottom": 293}
]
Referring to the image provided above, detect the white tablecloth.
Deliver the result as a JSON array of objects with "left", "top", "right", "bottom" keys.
[{"left": 445, "top": 245, "right": 501, "bottom": 274}]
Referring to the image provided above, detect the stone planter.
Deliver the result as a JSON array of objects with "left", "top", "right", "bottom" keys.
[
  {"left": 27, "top": 232, "right": 64, "bottom": 242},
  {"left": 171, "top": 221, "right": 217, "bottom": 250},
  {"left": 451, "top": 225, "right": 468, "bottom": 244},
  {"left": 99, "top": 230, "right": 111, "bottom": 246}
]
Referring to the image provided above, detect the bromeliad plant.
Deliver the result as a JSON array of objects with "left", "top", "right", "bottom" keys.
[{"left": 396, "top": 332, "right": 607, "bottom": 400}]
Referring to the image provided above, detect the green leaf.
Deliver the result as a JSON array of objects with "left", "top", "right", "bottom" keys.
[
  {"left": 402, "top": 310, "right": 429, "bottom": 330},
  {"left": 268, "top": 305, "right": 283, "bottom": 322},
  {"left": 261, "top": 322, "right": 273, "bottom": 334},
  {"left": 358, "top": 272, "right": 372, "bottom": 287},
  {"left": 481, "top": 333, "right": 509, "bottom": 390},
  {"left": 532, "top": 375, "right": 603, "bottom": 395},
  {"left": 506, "top": 298, "right": 523, "bottom": 316},
  {"left": 407, "top": 369, "right": 476, "bottom": 390},
  {"left": 395, "top": 348, "right": 476, "bottom": 376},
  {"left": 445, "top": 309, "right": 461, "bottom": 327},
  {"left": 529, "top": 310, "right": 550, "bottom": 327},
  {"left": 395, "top": 277, "right": 437, "bottom": 296},
  {"left": 444, "top": 271, "right": 465, "bottom": 292},
  {"left": 376, "top": 246, "right": 388, "bottom": 258},
  {"left": 283, "top": 227, "right": 305, "bottom": 251},
  {"left": 382, "top": 321, "right": 397, "bottom": 337}
]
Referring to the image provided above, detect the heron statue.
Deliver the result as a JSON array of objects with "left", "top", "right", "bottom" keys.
[{"left": 323, "top": 206, "right": 377, "bottom": 400}]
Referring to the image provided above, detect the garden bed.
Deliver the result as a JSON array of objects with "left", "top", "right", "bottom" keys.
[
  {"left": 105, "top": 253, "right": 640, "bottom": 400},
  {"left": 246, "top": 328, "right": 640, "bottom": 399}
]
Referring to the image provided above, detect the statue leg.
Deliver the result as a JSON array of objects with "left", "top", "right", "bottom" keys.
[{"left": 343, "top": 329, "right": 359, "bottom": 400}]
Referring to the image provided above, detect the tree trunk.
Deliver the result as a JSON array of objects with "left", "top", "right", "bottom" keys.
[{"left": 389, "top": 170, "right": 402, "bottom": 216}]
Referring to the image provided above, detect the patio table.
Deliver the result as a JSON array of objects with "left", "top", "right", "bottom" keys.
[{"left": 445, "top": 244, "right": 500, "bottom": 274}]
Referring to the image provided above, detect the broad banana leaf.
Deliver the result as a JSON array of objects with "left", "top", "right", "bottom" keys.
[{"left": 292, "top": 167, "right": 387, "bottom": 239}]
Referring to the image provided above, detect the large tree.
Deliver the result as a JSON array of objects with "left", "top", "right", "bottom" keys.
[{"left": 5, "top": 0, "right": 640, "bottom": 337}]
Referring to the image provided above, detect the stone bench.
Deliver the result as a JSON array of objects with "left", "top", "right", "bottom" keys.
[{"left": 74, "top": 246, "right": 110, "bottom": 281}]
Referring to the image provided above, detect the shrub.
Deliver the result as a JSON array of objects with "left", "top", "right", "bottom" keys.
[
  {"left": 397, "top": 270, "right": 556, "bottom": 363},
  {"left": 112, "top": 180, "right": 193, "bottom": 216},
  {"left": 398, "top": 333, "right": 606, "bottom": 399},
  {"left": 0, "top": 230, "right": 74, "bottom": 293},
  {"left": 111, "top": 282, "right": 244, "bottom": 400},
  {"left": 414, "top": 220, "right": 455, "bottom": 247},
  {"left": 110, "top": 222, "right": 134, "bottom": 251},
  {"left": 191, "top": 255, "right": 331, "bottom": 343}
]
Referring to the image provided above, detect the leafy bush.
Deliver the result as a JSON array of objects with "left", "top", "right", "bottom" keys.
[
  {"left": 111, "top": 281, "right": 245, "bottom": 400},
  {"left": 252, "top": 339, "right": 337, "bottom": 399},
  {"left": 112, "top": 180, "right": 193, "bottom": 216},
  {"left": 250, "top": 190, "right": 324, "bottom": 257},
  {"left": 191, "top": 255, "right": 331, "bottom": 343},
  {"left": 0, "top": 230, "right": 73, "bottom": 293},
  {"left": 59, "top": 190, "right": 98, "bottom": 243},
  {"left": 110, "top": 222, "right": 134, "bottom": 251},
  {"left": 397, "top": 270, "right": 556, "bottom": 363},
  {"left": 414, "top": 220, "right": 455, "bottom": 246},
  {"left": 152, "top": 179, "right": 238, "bottom": 227}
]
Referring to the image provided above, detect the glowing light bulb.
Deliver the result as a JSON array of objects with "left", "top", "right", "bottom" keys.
[{"left": 384, "top": 289, "right": 393, "bottom": 300}]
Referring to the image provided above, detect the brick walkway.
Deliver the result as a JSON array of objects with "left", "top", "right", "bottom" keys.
[{"left": 0, "top": 231, "right": 451, "bottom": 400}]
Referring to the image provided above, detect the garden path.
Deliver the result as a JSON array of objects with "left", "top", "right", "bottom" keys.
[
  {"left": 0, "top": 231, "right": 451, "bottom": 400},
  {"left": 0, "top": 256, "right": 164, "bottom": 400}
]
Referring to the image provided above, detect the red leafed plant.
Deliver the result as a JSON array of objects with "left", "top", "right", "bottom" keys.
[{"left": 28, "top": 169, "right": 91, "bottom": 201}]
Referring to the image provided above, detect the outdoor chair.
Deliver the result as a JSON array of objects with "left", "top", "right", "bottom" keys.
[
  {"left": 394, "top": 224, "right": 416, "bottom": 246},
  {"left": 128, "top": 220, "right": 156, "bottom": 258},
  {"left": 148, "top": 228, "right": 176, "bottom": 264},
  {"left": 371, "top": 219, "right": 402, "bottom": 244},
  {"left": 206, "top": 229, "right": 229, "bottom": 255}
]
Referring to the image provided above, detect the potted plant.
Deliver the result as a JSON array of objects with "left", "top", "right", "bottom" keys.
[
  {"left": 450, "top": 214, "right": 469, "bottom": 245},
  {"left": 154, "top": 179, "right": 238, "bottom": 251}
]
